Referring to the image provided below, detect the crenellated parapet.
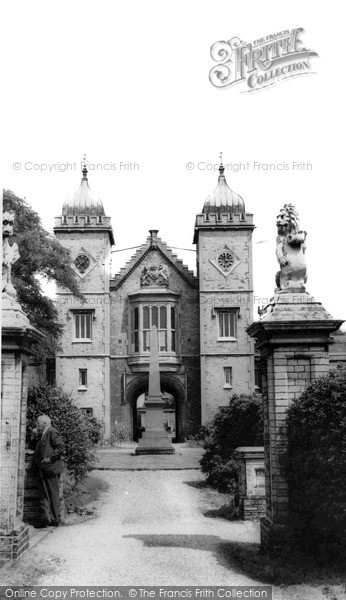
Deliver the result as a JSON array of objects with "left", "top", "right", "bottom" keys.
[
  {"left": 195, "top": 211, "right": 254, "bottom": 226},
  {"left": 54, "top": 214, "right": 114, "bottom": 244},
  {"left": 194, "top": 211, "right": 254, "bottom": 243}
]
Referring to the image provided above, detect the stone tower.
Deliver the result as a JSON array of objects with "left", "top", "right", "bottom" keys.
[
  {"left": 193, "top": 160, "right": 256, "bottom": 423},
  {"left": 54, "top": 164, "right": 114, "bottom": 437}
]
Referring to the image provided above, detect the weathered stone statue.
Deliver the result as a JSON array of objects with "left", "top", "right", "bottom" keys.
[
  {"left": 275, "top": 203, "right": 307, "bottom": 293},
  {"left": 2, "top": 210, "right": 20, "bottom": 297}
]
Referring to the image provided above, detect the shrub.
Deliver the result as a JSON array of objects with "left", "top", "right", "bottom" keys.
[
  {"left": 85, "top": 415, "right": 103, "bottom": 446},
  {"left": 185, "top": 424, "right": 213, "bottom": 447},
  {"left": 109, "top": 422, "right": 132, "bottom": 446},
  {"left": 286, "top": 365, "right": 346, "bottom": 560},
  {"left": 26, "top": 385, "right": 102, "bottom": 486},
  {"left": 200, "top": 393, "right": 263, "bottom": 493}
]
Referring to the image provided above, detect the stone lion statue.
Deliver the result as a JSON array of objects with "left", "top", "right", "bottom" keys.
[
  {"left": 275, "top": 203, "right": 307, "bottom": 292},
  {"left": 2, "top": 210, "right": 20, "bottom": 296}
]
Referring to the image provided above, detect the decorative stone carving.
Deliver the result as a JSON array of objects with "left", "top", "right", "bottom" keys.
[
  {"left": 74, "top": 253, "right": 91, "bottom": 274},
  {"left": 218, "top": 250, "right": 234, "bottom": 271},
  {"left": 2, "top": 210, "right": 20, "bottom": 297},
  {"left": 72, "top": 247, "right": 96, "bottom": 279},
  {"left": 141, "top": 264, "right": 169, "bottom": 287},
  {"left": 210, "top": 244, "right": 241, "bottom": 277},
  {"left": 275, "top": 204, "right": 307, "bottom": 293}
]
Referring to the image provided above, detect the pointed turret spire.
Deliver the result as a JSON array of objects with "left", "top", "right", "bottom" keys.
[
  {"left": 219, "top": 152, "right": 225, "bottom": 178},
  {"left": 82, "top": 154, "right": 88, "bottom": 180}
]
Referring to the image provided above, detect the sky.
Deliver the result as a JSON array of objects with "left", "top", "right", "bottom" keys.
[{"left": 2, "top": 1, "right": 345, "bottom": 324}]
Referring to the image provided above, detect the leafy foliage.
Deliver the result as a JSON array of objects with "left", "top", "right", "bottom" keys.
[
  {"left": 200, "top": 393, "right": 263, "bottom": 493},
  {"left": 26, "top": 385, "right": 102, "bottom": 485},
  {"left": 3, "top": 189, "right": 82, "bottom": 359},
  {"left": 286, "top": 365, "right": 346, "bottom": 559}
]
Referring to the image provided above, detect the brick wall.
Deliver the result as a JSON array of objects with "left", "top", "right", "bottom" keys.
[
  {"left": 263, "top": 344, "right": 333, "bottom": 527},
  {"left": 0, "top": 350, "right": 30, "bottom": 562}
]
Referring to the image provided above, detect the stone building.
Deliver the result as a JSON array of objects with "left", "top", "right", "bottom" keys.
[{"left": 53, "top": 162, "right": 256, "bottom": 441}]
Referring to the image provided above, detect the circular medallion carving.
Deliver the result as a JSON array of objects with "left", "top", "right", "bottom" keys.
[
  {"left": 74, "top": 254, "right": 91, "bottom": 273},
  {"left": 218, "top": 251, "right": 234, "bottom": 271}
]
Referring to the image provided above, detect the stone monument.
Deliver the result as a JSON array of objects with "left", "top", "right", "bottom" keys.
[
  {"left": 1, "top": 210, "right": 43, "bottom": 562},
  {"left": 136, "top": 325, "right": 175, "bottom": 454},
  {"left": 247, "top": 203, "right": 343, "bottom": 551}
]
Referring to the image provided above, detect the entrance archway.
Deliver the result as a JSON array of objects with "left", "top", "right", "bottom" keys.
[{"left": 126, "top": 374, "right": 185, "bottom": 442}]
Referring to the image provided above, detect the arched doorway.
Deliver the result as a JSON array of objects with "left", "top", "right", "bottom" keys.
[
  {"left": 125, "top": 373, "right": 186, "bottom": 442},
  {"left": 133, "top": 390, "right": 178, "bottom": 443}
]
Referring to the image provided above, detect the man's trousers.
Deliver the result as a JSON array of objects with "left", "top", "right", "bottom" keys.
[{"left": 37, "top": 474, "right": 61, "bottom": 523}]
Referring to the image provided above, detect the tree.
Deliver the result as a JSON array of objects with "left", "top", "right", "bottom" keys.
[
  {"left": 200, "top": 393, "right": 263, "bottom": 493},
  {"left": 286, "top": 365, "right": 346, "bottom": 559},
  {"left": 3, "top": 189, "right": 83, "bottom": 359}
]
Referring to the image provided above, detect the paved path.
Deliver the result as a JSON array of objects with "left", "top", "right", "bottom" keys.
[{"left": 95, "top": 443, "right": 204, "bottom": 470}]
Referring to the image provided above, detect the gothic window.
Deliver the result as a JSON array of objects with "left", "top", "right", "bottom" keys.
[
  {"left": 74, "top": 312, "right": 92, "bottom": 341},
  {"left": 131, "top": 303, "right": 177, "bottom": 354},
  {"left": 217, "top": 309, "right": 237, "bottom": 339}
]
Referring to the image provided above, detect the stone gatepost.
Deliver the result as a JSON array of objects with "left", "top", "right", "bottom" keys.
[
  {"left": 1, "top": 210, "right": 43, "bottom": 562},
  {"left": 247, "top": 204, "right": 343, "bottom": 551},
  {"left": 1, "top": 296, "right": 43, "bottom": 561}
]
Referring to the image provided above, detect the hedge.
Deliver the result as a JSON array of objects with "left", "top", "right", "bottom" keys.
[
  {"left": 200, "top": 393, "right": 263, "bottom": 493},
  {"left": 286, "top": 365, "right": 346, "bottom": 559}
]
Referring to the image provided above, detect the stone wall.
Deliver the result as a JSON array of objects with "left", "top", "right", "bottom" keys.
[
  {"left": 195, "top": 217, "right": 256, "bottom": 423},
  {"left": 54, "top": 225, "right": 112, "bottom": 437},
  {"left": 109, "top": 246, "right": 201, "bottom": 441}
]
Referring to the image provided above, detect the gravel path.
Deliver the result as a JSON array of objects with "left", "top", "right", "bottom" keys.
[
  {"left": 16, "top": 470, "right": 260, "bottom": 586},
  {"left": 1, "top": 469, "right": 345, "bottom": 599}
]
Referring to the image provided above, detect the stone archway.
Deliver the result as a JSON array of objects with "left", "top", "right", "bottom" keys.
[{"left": 125, "top": 373, "right": 186, "bottom": 442}]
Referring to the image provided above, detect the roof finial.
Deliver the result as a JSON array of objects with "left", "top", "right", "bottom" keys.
[
  {"left": 82, "top": 154, "right": 88, "bottom": 179},
  {"left": 219, "top": 152, "right": 225, "bottom": 178}
]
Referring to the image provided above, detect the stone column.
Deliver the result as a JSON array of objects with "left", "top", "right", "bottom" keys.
[
  {"left": 136, "top": 326, "right": 174, "bottom": 454},
  {"left": 1, "top": 294, "right": 43, "bottom": 562},
  {"left": 248, "top": 292, "right": 343, "bottom": 550}
]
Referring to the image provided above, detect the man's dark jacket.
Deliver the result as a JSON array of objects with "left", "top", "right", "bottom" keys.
[{"left": 31, "top": 426, "right": 65, "bottom": 478}]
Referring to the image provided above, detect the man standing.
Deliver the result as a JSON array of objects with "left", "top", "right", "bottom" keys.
[{"left": 30, "top": 414, "right": 64, "bottom": 528}]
